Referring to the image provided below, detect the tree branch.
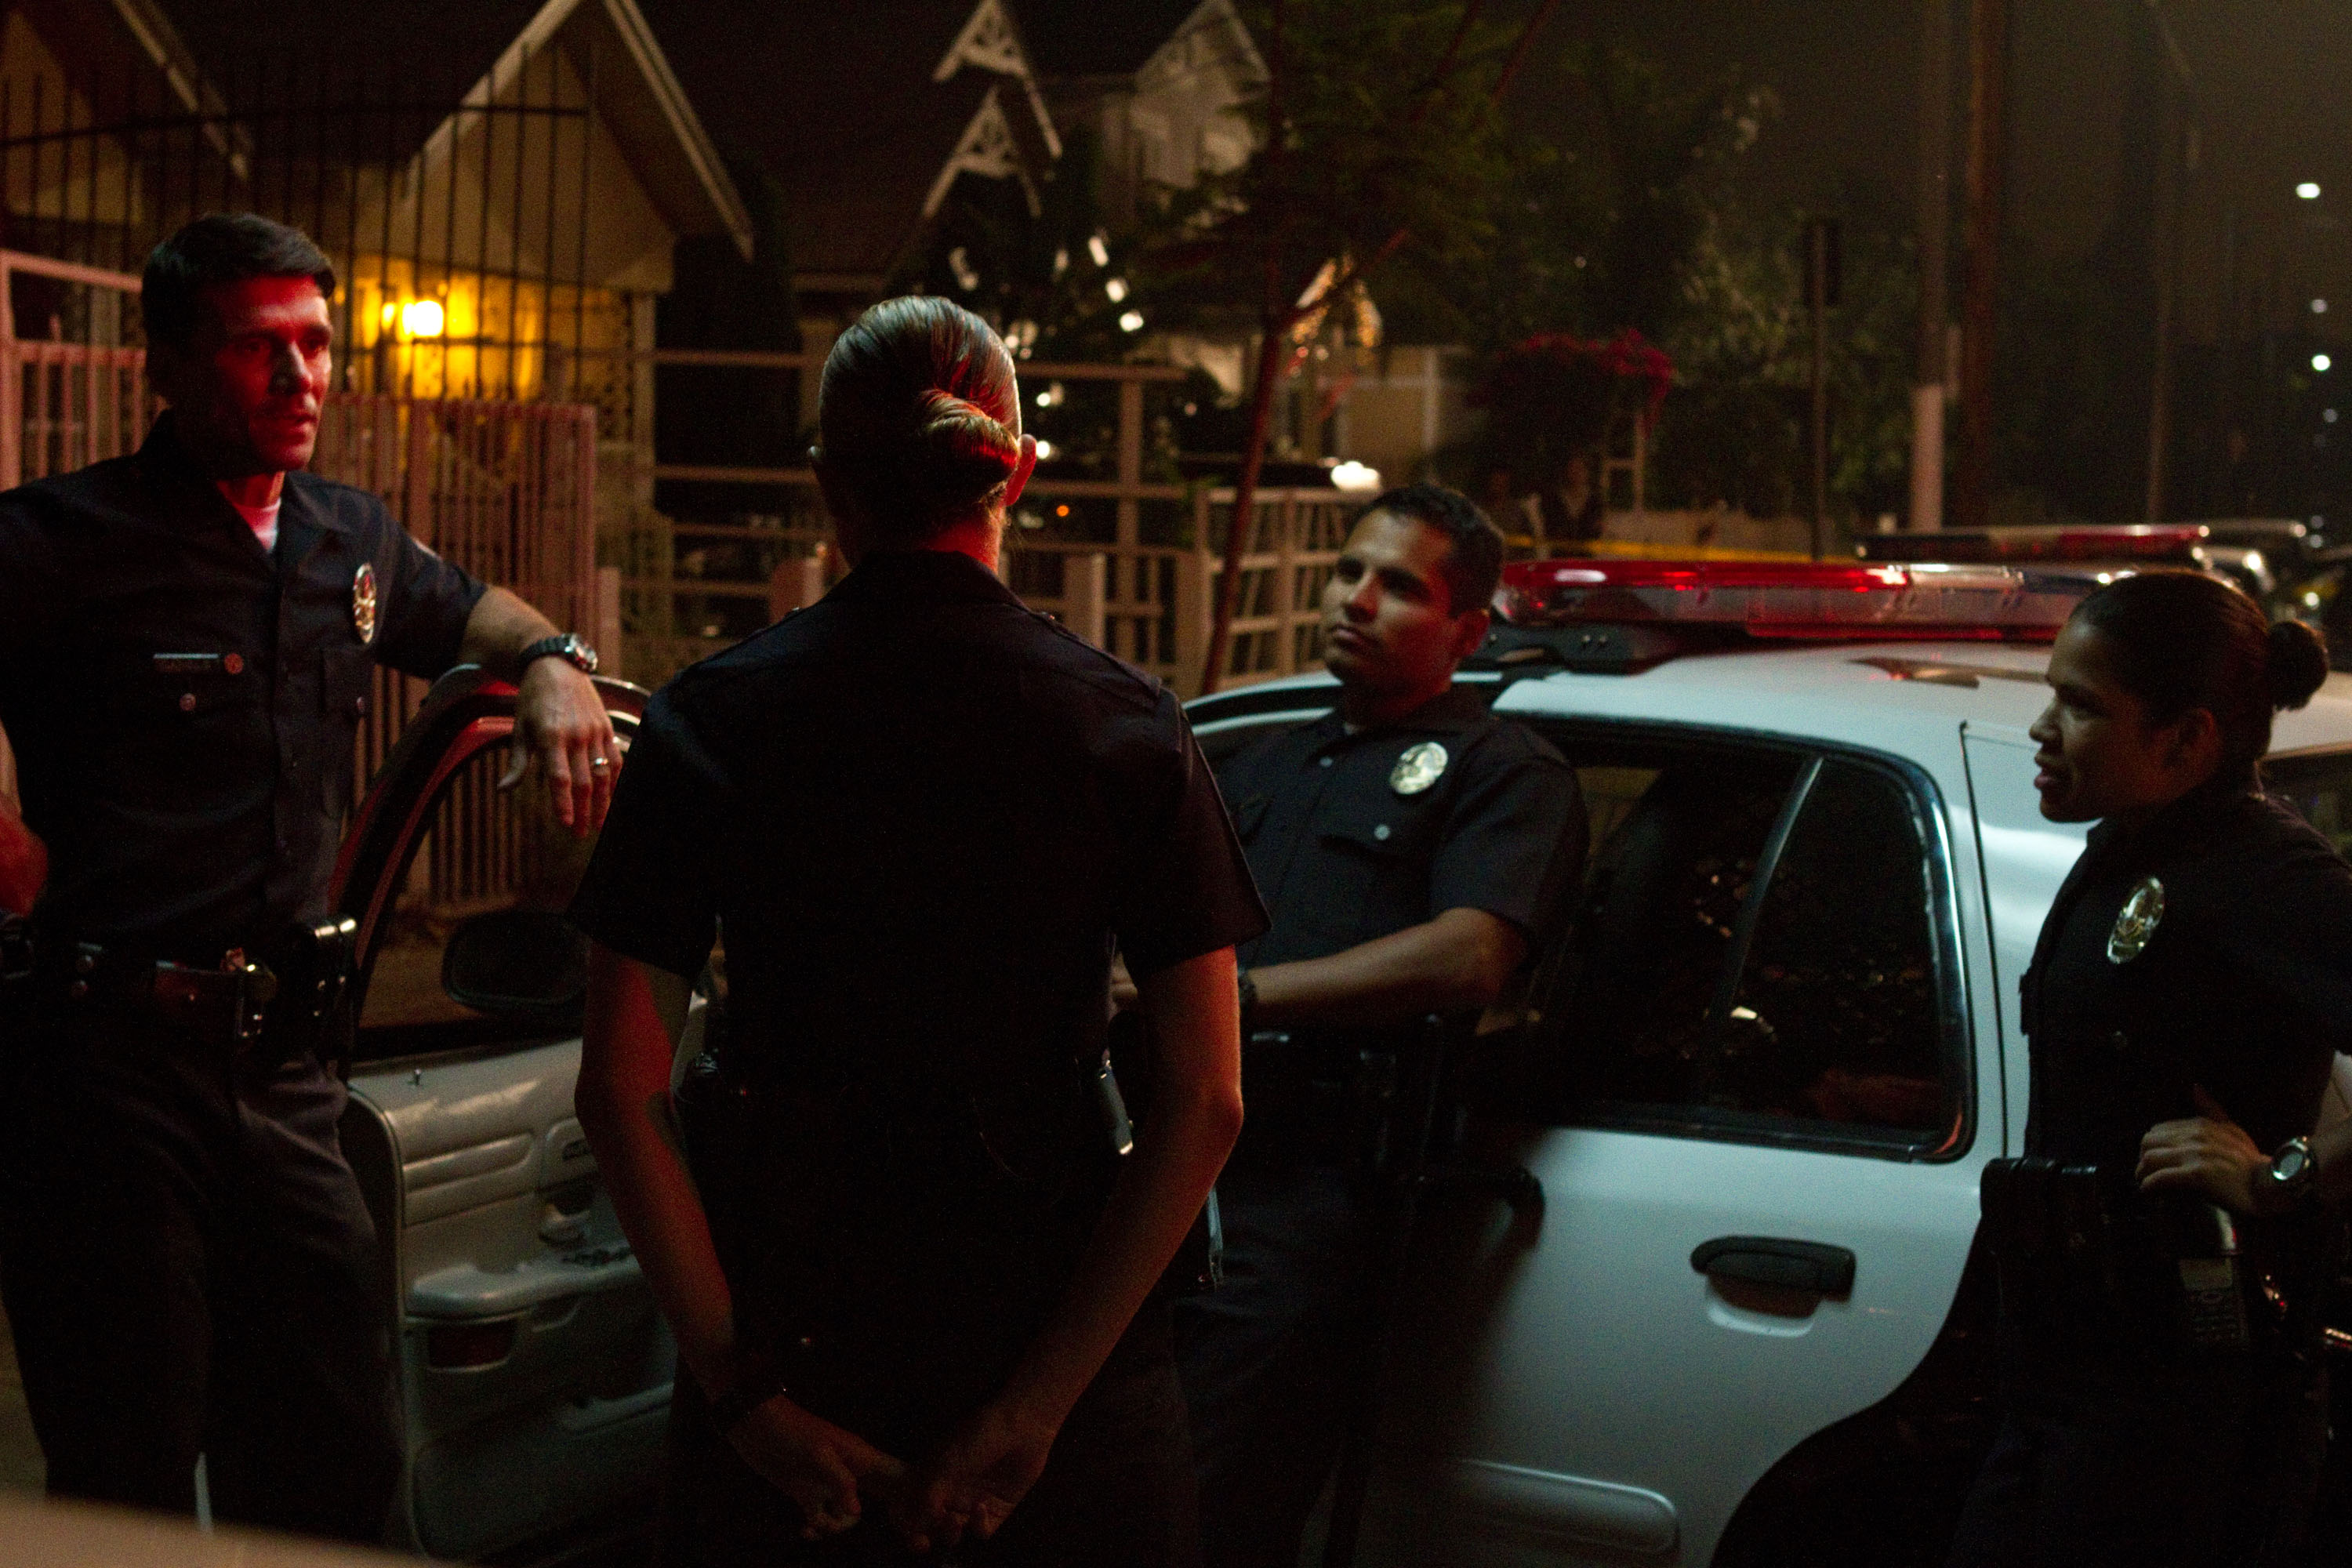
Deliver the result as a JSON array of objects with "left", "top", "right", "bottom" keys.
[{"left": 1198, "top": 0, "right": 1565, "bottom": 694}]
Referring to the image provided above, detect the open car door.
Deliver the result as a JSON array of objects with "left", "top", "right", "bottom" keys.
[{"left": 329, "top": 666, "right": 670, "bottom": 1560}]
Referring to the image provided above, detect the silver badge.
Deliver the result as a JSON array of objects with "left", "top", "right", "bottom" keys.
[
  {"left": 1389, "top": 741, "right": 1449, "bottom": 796},
  {"left": 2107, "top": 876, "right": 2165, "bottom": 964},
  {"left": 352, "top": 563, "right": 378, "bottom": 645}
]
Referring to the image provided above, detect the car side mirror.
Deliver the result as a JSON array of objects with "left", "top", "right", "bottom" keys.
[{"left": 441, "top": 909, "right": 587, "bottom": 1028}]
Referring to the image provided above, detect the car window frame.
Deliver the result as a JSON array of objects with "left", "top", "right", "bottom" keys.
[
  {"left": 333, "top": 666, "right": 645, "bottom": 1068},
  {"left": 1516, "top": 717, "right": 1976, "bottom": 1164}
]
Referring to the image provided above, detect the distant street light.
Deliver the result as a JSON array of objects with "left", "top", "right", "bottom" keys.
[
  {"left": 1118, "top": 311, "right": 1145, "bottom": 333},
  {"left": 2316, "top": 299, "right": 2331, "bottom": 314},
  {"left": 2316, "top": 354, "right": 2335, "bottom": 373},
  {"left": 2299, "top": 182, "right": 2324, "bottom": 200},
  {"left": 399, "top": 299, "right": 445, "bottom": 338}
]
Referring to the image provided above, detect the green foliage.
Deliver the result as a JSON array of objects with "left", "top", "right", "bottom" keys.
[
  {"left": 1653, "top": 189, "right": 1920, "bottom": 520},
  {"left": 1142, "top": 0, "right": 1522, "bottom": 339},
  {"left": 1388, "top": 45, "right": 1769, "bottom": 355}
]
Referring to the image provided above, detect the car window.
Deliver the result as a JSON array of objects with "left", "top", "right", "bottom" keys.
[
  {"left": 2267, "top": 748, "right": 2352, "bottom": 858},
  {"left": 1715, "top": 758, "right": 1955, "bottom": 1141},
  {"left": 355, "top": 735, "right": 599, "bottom": 1063},
  {"left": 1526, "top": 736, "right": 1802, "bottom": 1112},
  {"left": 1513, "top": 726, "right": 1965, "bottom": 1158}
]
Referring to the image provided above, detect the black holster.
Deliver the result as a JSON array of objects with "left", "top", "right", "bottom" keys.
[{"left": 1980, "top": 1156, "right": 2299, "bottom": 1359}]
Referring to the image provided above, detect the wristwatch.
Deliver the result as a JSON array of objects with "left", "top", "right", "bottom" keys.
[
  {"left": 518, "top": 632, "right": 598, "bottom": 677},
  {"left": 2264, "top": 1135, "right": 2320, "bottom": 1210}
]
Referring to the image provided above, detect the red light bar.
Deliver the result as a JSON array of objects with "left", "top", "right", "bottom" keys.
[
  {"left": 1495, "top": 558, "right": 2092, "bottom": 641},
  {"left": 1857, "top": 524, "right": 2209, "bottom": 565}
]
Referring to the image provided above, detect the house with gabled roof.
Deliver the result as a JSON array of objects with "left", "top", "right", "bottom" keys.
[
  {"left": 3, "top": 0, "right": 750, "bottom": 438},
  {"left": 1021, "top": 0, "right": 1264, "bottom": 230},
  {"left": 649, "top": 0, "right": 1062, "bottom": 325}
]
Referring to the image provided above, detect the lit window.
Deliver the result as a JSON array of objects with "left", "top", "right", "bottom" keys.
[
  {"left": 1105, "top": 277, "right": 1129, "bottom": 303},
  {"left": 1088, "top": 233, "right": 1111, "bottom": 267}
]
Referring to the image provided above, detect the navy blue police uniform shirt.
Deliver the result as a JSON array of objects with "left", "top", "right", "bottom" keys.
[
  {"left": 1215, "top": 685, "right": 1585, "bottom": 971},
  {"left": 2023, "top": 776, "right": 2352, "bottom": 1171},
  {"left": 0, "top": 416, "right": 486, "bottom": 960},
  {"left": 568, "top": 547, "right": 1267, "bottom": 1096}
]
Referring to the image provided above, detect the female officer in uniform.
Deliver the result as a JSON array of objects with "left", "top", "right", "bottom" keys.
[
  {"left": 569, "top": 297, "right": 1265, "bottom": 1565},
  {"left": 1948, "top": 570, "right": 2351, "bottom": 1567}
]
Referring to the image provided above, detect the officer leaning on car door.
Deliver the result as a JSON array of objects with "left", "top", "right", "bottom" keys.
[
  {"left": 1160, "top": 485, "right": 1586, "bottom": 1568},
  {"left": 0, "top": 214, "right": 616, "bottom": 1541}
]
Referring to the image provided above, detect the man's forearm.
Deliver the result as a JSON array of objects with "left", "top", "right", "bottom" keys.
[
  {"left": 457, "top": 586, "right": 563, "bottom": 677},
  {"left": 1250, "top": 906, "right": 1524, "bottom": 1030}
]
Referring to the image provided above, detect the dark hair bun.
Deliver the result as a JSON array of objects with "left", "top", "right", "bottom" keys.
[
  {"left": 913, "top": 387, "right": 1022, "bottom": 501},
  {"left": 2267, "top": 619, "right": 2330, "bottom": 710}
]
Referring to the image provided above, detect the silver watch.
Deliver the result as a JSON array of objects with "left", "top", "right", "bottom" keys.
[
  {"left": 519, "top": 632, "right": 598, "bottom": 677},
  {"left": 2265, "top": 1136, "right": 2320, "bottom": 1208}
]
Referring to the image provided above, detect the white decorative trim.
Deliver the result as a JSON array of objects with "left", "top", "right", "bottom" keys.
[
  {"left": 932, "top": 0, "right": 1026, "bottom": 82},
  {"left": 922, "top": 85, "right": 1040, "bottom": 219}
]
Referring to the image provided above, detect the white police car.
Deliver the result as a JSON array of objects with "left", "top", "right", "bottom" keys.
[{"left": 1184, "top": 558, "right": 2352, "bottom": 1567}]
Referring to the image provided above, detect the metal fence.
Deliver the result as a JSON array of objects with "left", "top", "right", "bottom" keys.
[{"left": 1, "top": 29, "right": 643, "bottom": 431}]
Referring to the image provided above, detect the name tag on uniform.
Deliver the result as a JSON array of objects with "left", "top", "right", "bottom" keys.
[{"left": 153, "top": 652, "right": 241, "bottom": 677}]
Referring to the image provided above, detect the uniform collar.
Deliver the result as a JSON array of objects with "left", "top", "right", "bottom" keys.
[
  {"left": 1313, "top": 682, "right": 1491, "bottom": 745},
  {"left": 135, "top": 412, "right": 353, "bottom": 555},
  {"left": 827, "top": 547, "right": 1024, "bottom": 610},
  {"left": 2083, "top": 768, "right": 2263, "bottom": 861}
]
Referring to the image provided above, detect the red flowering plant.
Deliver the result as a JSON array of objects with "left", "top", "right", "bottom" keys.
[{"left": 1470, "top": 329, "right": 1674, "bottom": 542}]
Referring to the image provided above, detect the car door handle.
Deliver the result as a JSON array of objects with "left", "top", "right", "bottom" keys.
[{"left": 1691, "top": 1236, "right": 1856, "bottom": 1298}]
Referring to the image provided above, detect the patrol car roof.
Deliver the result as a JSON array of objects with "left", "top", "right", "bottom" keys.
[{"left": 1206, "top": 642, "right": 2352, "bottom": 764}]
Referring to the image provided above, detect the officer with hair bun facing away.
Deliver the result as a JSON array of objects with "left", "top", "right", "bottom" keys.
[
  {"left": 571, "top": 295, "right": 1266, "bottom": 1565},
  {"left": 1950, "top": 571, "right": 2352, "bottom": 1567}
]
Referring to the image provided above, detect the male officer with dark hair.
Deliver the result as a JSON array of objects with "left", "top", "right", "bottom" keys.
[
  {"left": 0, "top": 212, "right": 615, "bottom": 1539},
  {"left": 1167, "top": 484, "right": 1588, "bottom": 1568}
]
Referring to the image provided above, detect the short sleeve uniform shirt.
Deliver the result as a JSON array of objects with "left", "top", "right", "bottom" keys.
[
  {"left": 2024, "top": 778, "right": 2352, "bottom": 1168},
  {"left": 0, "top": 416, "right": 485, "bottom": 957},
  {"left": 568, "top": 550, "right": 1265, "bottom": 1436},
  {"left": 1215, "top": 685, "right": 1585, "bottom": 969},
  {"left": 571, "top": 550, "right": 1265, "bottom": 1069}
]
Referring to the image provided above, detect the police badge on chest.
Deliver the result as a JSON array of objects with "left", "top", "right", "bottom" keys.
[
  {"left": 2107, "top": 876, "right": 2163, "bottom": 964},
  {"left": 351, "top": 563, "right": 378, "bottom": 645}
]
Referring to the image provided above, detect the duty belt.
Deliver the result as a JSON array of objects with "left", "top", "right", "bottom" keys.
[
  {"left": 10, "top": 916, "right": 358, "bottom": 1058},
  {"left": 1980, "top": 1156, "right": 2292, "bottom": 1358}
]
